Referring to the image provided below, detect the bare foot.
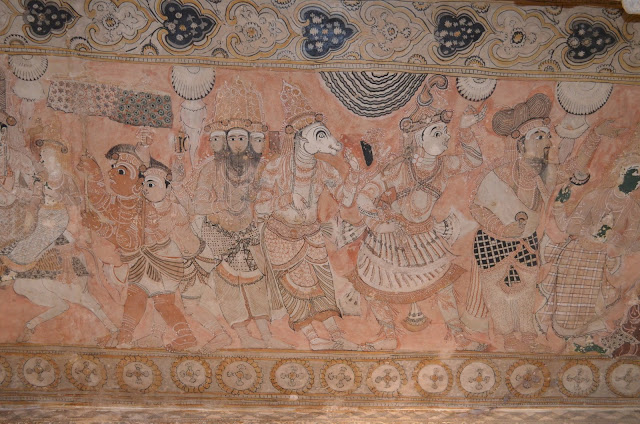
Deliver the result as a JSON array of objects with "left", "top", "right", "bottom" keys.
[
  {"left": 166, "top": 335, "right": 198, "bottom": 352},
  {"left": 96, "top": 330, "right": 118, "bottom": 348},
  {"left": 309, "top": 337, "right": 335, "bottom": 350},
  {"left": 17, "top": 327, "right": 34, "bottom": 343},
  {"left": 200, "top": 332, "right": 233, "bottom": 354},
  {"left": 360, "top": 337, "right": 398, "bottom": 351},
  {"left": 265, "top": 338, "right": 293, "bottom": 349},
  {"left": 239, "top": 335, "right": 267, "bottom": 349}
]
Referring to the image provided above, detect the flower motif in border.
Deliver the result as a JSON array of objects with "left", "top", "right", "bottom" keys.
[
  {"left": 225, "top": 0, "right": 295, "bottom": 59},
  {"left": 487, "top": 6, "right": 562, "bottom": 67},
  {"left": 155, "top": 0, "right": 221, "bottom": 55},
  {"left": 18, "top": 355, "right": 60, "bottom": 390},
  {"left": 116, "top": 355, "right": 162, "bottom": 394},
  {"left": 319, "top": 359, "right": 362, "bottom": 395},
  {"left": 0, "top": 356, "right": 12, "bottom": 389},
  {"left": 413, "top": 359, "right": 453, "bottom": 397},
  {"left": 504, "top": 359, "right": 550, "bottom": 398},
  {"left": 557, "top": 359, "right": 600, "bottom": 398},
  {"left": 65, "top": 355, "right": 107, "bottom": 391},
  {"left": 216, "top": 357, "right": 262, "bottom": 395},
  {"left": 366, "top": 360, "right": 407, "bottom": 397},
  {"left": 84, "top": 0, "right": 153, "bottom": 51},
  {"left": 270, "top": 359, "right": 314, "bottom": 395},
  {"left": 605, "top": 359, "right": 640, "bottom": 398},
  {"left": 456, "top": 358, "right": 501, "bottom": 398},
  {"left": 171, "top": 356, "right": 213, "bottom": 393}
]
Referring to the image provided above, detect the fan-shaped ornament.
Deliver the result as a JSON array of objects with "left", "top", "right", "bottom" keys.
[
  {"left": 456, "top": 57, "right": 496, "bottom": 102},
  {"left": 8, "top": 55, "right": 48, "bottom": 82},
  {"left": 171, "top": 66, "right": 216, "bottom": 101},
  {"left": 555, "top": 81, "right": 613, "bottom": 115},
  {"left": 320, "top": 71, "right": 427, "bottom": 118}
]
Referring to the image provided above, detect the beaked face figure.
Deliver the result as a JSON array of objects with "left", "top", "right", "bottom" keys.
[
  {"left": 417, "top": 122, "right": 450, "bottom": 157},
  {"left": 250, "top": 132, "right": 265, "bottom": 154},
  {"left": 519, "top": 128, "right": 552, "bottom": 174},
  {"left": 227, "top": 128, "right": 249, "bottom": 154},
  {"left": 142, "top": 175, "right": 168, "bottom": 202},
  {"left": 300, "top": 122, "right": 342, "bottom": 156},
  {"left": 210, "top": 130, "right": 226, "bottom": 153},
  {"left": 108, "top": 161, "right": 140, "bottom": 196}
]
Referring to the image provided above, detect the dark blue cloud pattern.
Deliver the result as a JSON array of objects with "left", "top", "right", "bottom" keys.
[
  {"left": 434, "top": 11, "right": 485, "bottom": 58},
  {"left": 160, "top": 0, "right": 217, "bottom": 50},
  {"left": 300, "top": 7, "right": 357, "bottom": 59},
  {"left": 23, "top": 0, "right": 77, "bottom": 40},
  {"left": 565, "top": 20, "right": 617, "bottom": 64}
]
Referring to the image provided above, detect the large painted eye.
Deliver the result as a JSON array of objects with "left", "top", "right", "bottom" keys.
[
  {"left": 434, "top": 131, "right": 442, "bottom": 137},
  {"left": 118, "top": 168, "right": 126, "bottom": 175},
  {"left": 316, "top": 130, "right": 327, "bottom": 139},
  {"left": 147, "top": 182, "right": 154, "bottom": 188}
]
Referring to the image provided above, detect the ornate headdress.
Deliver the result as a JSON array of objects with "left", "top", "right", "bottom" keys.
[
  {"left": 205, "top": 77, "right": 268, "bottom": 133},
  {"left": 281, "top": 81, "right": 324, "bottom": 135},
  {"left": 140, "top": 157, "right": 172, "bottom": 182},
  {"left": 399, "top": 75, "right": 452, "bottom": 134},
  {"left": 492, "top": 93, "right": 552, "bottom": 139},
  {"left": 105, "top": 143, "right": 149, "bottom": 170}
]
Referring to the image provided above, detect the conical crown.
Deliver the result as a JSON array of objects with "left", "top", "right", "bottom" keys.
[
  {"left": 206, "top": 77, "right": 267, "bottom": 133},
  {"left": 280, "top": 81, "right": 323, "bottom": 134}
]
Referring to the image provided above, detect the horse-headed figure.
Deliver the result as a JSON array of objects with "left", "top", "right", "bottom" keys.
[{"left": 255, "top": 81, "right": 360, "bottom": 350}]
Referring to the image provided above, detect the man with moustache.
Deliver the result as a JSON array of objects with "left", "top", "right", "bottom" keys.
[{"left": 461, "top": 93, "right": 613, "bottom": 351}]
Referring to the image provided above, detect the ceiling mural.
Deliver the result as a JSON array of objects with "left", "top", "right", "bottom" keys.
[{"left": 0, "top": 0, "right": 640, "bottom": 422}]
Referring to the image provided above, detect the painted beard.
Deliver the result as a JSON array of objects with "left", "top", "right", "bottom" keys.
[{"left": 523, "top": 157, "right": 547, "bottom": 175}]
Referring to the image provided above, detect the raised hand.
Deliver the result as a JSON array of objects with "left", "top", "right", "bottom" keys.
[
  {"left": 344, "top": 148, "right": 360, "bottom": 172},
  {"left": 460, "top": 104, "right": 488, "bottom": 129},
  {"left": 595, "top": 119, "right": 626, "bottom": 138}
]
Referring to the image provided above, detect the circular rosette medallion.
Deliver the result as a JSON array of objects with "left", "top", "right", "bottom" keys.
[
  {"left": 320, "top": 359, "right": 362, "bottom": 395},
  {"left": 606, "top": 360, "right": 640, "bottom": 398},
  {"left": 116, "top": 356, "right": 162, "bottom": 393},
  {"left": 505, "top": 360, "right": 550, "bottom": 397},
  {"left": 216, "top": 358, "right": 262, "bottom": 395},
  {"left": 171, "top": 357, "right": 213, "bottom": 393},
  {"left": 0, "top": 356, "right": 12, "bottom": 388},
  {"left": 367, "top": 361, "right": 407, "bottom": 397},
  {"left": 20, "top": 356, "right": 60, "bottom": 389},
  {"left": 457, "top": 359, "right": 500, "bottom": 398},
  {"left": 271, "top": 359, "right": 314, "bottom": 395},
  {"left": 65, "top": 355, "right": 107, "bottom": 391},
  {"left": 414, "top": 359, "right": 453, "bottom": 397},
  {"left": 558, "top": 360, "right": 599, "bottom": 397}
]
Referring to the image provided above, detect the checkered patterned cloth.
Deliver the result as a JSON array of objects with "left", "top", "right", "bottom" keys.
[
  {"left": 473, "top": 230, "right": 538, "bottom": 270},
  {"left": 539, "top": 239, "right": 607, "bottom": 331}
]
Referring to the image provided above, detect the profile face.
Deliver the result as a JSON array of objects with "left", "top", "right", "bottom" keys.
[
  {"left": 521, "top": 128, "right": 551, "bottom": 174},
  {"left": 250, "top": 132, "right": 265, "bottom": 154},
  {"left": 210, "top": 131, "right": 226, "bottom": 153},
  {"left": 301, "top": 122, "right": 342, "bottom": 155},
  {"left": 142, "top": 175, "right": 168, "bottom": 202},
  {"left": 227, "top": 128, "right": 249, "bottom": 154},
  {"left": 108, "top": 161, "right": 139, "bottom": 196},
  {"left": 418, "top": 122, "right": 450, "bottom": 156}
]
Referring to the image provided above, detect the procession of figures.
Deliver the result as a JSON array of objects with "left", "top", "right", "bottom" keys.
[{"left": 1, "top": 66, "right": 640, "bottom": 358}]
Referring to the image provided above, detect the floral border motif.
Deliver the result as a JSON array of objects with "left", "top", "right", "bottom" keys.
[
  {"left": 170, "top": 356, "right": 213, "bottom": 393},
  {"left": 0, "top": 356, "right": 12, "bottom": 389},
  {"left": 605, "top": 359, "right": 640, "bottom": 398},
  {"left": 557, "top": 359, "right": 600, "bottom": 398},
  {"left": 319, "top": 359, "right": 362, "bottom": 395},
  {"left": 84, "top": 0, "right": 153, "bottom": 51},
  {"left": 561, "top": 14, "right": 620, "bottom": 70},
  {"left": 505, "top": 360, "right": 551, "bottom": 398},
  {"left": 366, "top": 360, "right": 408, "bottom": 397},
  {"left": 456, "top": 359, "right": 501, "bottom": 398},
  {"left": 155, "top": 0, "right": 221, "bottom": 55},
  {"left": 18, "top": 355, "right": 60, "bottom": 390},
  {"left": 413, "top": 359, "right": 453, "bottom": 397},
  {"left": 116, "top": 356, "right": 162, "bottom": 394},
  {"left": 216, "top": 357, "right": 262, "bottom": 395},
  {"left": 65, "top": 355, "right": 107, "bottom": 391},
  {"left": 270, "top": 359, "right": 315, "bottom": 395}
]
